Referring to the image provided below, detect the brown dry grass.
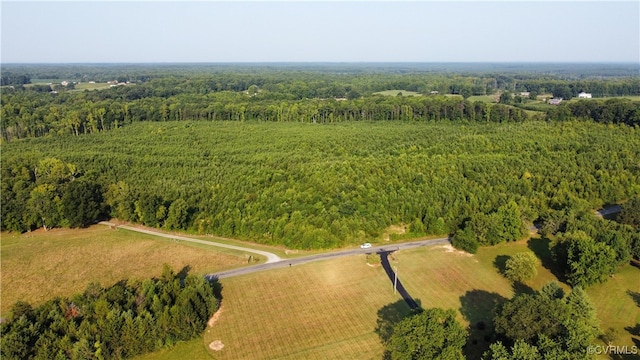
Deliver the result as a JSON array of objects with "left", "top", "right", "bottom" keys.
[{"left": 0, "top": 225, "right": 248, "bottom": 315}]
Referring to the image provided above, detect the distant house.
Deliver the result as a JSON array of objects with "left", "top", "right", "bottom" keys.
[
  {"left": 61, "top": 81, "right": 69, "bottom": 86},
  {"left": 549, "top": 98, "right": 563, "bottom": 105},
  {"left": 578, "top": 92, "right": 592, "bottom": 99},
  {"left": 429, "top": 90, "right": 439, "bottom": 95},
  {"left": 520, "top": 92, "right": 530, "bottom": 97}
]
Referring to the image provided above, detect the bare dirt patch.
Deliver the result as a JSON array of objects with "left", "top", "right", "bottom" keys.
[
  {"left": 209, "top": 340, "right": 225, "bottom": 351},
  {"left": 439, "top": 244, "right": 474, "bottom": 257},
  {"left": 207, "top": 307, "right": 223, "bottom": 327}
]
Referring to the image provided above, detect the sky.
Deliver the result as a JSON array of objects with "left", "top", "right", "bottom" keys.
[{"left": 1, "top": 1, "right": 639, "bottom": 63}]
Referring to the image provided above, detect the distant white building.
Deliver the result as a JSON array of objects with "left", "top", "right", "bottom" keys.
[
  {"left": 578, "top": 92, "right": 592, "bottom": 99},
  {"left": 520, "top": 92, "right": 530, "bottom": 97}
]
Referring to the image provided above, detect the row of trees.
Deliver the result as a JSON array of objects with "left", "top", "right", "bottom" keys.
[
  {"left": 547, "top": 98, "right": 640, "bottom": 126},
  {"left": 2, "top": 65, "right": 639, "bottom": 141},
  {"left": 1, "top": 88, "right": 534, "bottom": 141},
  {"left": 0, "top": 265, "right": 220, "bottom": 360}
]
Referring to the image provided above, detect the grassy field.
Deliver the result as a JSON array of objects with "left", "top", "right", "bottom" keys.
[
  {"left": 201, "top": 254, "right": 393, "bottom": 360},
  {"left": 72, "top": 82, "right": 111, "bottom": 91},
  {"left": 373, "top": 90, "right": 423, "bottom": 97},
  {"left": 0, "top": 225, "right": 251, "bottom": 315},
  {"left": 466, "top": 95, "right": 498, "bottom": 103}
]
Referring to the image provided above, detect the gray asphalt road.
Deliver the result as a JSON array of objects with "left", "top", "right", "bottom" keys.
[
  {"left": 103, "top": 204, "right": 622, "bottom": 281},
  {"left": 205, "top": 237, "right": 450, "bottom": 280}
]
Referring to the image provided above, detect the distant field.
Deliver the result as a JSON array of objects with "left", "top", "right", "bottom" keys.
[
  {"left": 466, "top": 95, "right": 497, "bottom": 103},
  {"left": 0, "top": 226, "right": 250, "bottom": 315},
  {"left": 72, "top": 82, "right": 110, "bottom": 91},
  {"left": 29, "top": 79, "right": 59, "bottom": 84},
  {"left": 567, "top": 95, "right": 640, "bottom": 102},
  {"left": 373, "top": 89, "right": 423, "bottom": 97}
]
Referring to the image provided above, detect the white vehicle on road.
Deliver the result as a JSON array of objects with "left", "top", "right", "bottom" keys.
[{"left": 360, "top": 243, "right": 372, "bottom": 249}]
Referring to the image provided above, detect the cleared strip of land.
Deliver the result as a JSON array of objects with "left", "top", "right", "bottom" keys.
[{"left": 99, "top": 222, "right": 282, "bottom": 263}]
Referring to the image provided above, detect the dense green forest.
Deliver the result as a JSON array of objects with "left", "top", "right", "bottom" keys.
[
  {"left": 3, "top": 121, "right": 639, "bottom": 250},
  {"left": 0, "top": 265, "right": 220, "bottom": 360}
]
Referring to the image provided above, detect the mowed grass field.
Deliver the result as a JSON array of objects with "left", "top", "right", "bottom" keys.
[
  {"left": 466, "top": 95, "right": 498, "bottom": 103},
  {"left": 72, "top": 82, "right": 111, "bottom": 91},
  {"left": 200, "top": 255, "right": 394, "bottom": 360},
  {"left": 0, "top": 225, "right": 250, "bottom": 315}
]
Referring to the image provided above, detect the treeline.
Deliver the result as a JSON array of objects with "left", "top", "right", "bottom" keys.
[
  {"left": 516, "top": 79, "right": 640, "bottom": 99},
  {"left": 3, "top": 121, "right": 639, "bottom": 251},
  {"left": 0, "top": 265, "right": 220, "bottom": 360},
  {"left": 2, "top": 65, "right": 640, "bottom": 141},
  {"left": 1, "top": 89, "right": 534, "bottom": 140},
  {"left": 548, "top": 98, "right": 640, "bottom": 126}
]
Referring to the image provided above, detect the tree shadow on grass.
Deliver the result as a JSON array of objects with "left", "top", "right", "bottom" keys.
[
  {"left": 511, "top": 281, "right": 535, "bottom": 296},
  {"left": 625, "top": 323, "right": 640, "bottom": 352},
  {"left": 493, "top": 255, "right": 510, "bottom": 276},
  {"left": 205, "top": 275, "right": 224, "bottom": 304},
  {"left": 459, "top": 290, "right": 508, "bottom": 360},
  {"left": 628, "top": 290, "right": 640, "bottom": 308},
  {"left": 177, "top": 265, "right": 192, "bottom": 281},
  {"left": 375, "top": 299, "right": 421, "bottom": 360},
  {"left": 527, "top": 237, "right": 566, "bottom": 283}
]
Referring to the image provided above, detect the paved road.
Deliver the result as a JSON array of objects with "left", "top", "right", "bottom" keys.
[
  {"left": 205, "top": 237, "right": 450, "bottom": 280},
  {"left": 100, "top": 221, "right": 449, "bottom": 280},
  {"left": 98, "top": 222, "right": 282, "bottom": 263},
  {"left": 103, "top": 204, "right": 622, "bottom": 280}
]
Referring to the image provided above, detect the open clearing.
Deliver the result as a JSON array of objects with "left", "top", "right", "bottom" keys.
[
  {"left": 0, "top": 226, "right": 250, "bottom": 315},
  {"left": 201, "top": 254, "right": 392, "bottom": 359},
  {"left": 373, "top": 89, "right": 423, "bottom": 97},
  {"left": 466, "top": 95, "right": 498, "bottom": 103},
  {"left": 71, "top": 82, "right": 111, "bottom": 91}
]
